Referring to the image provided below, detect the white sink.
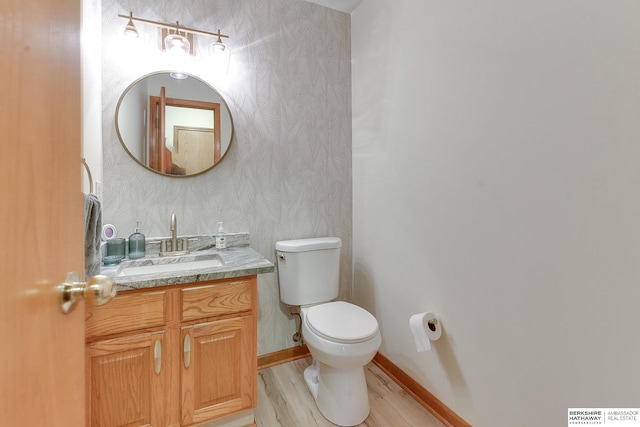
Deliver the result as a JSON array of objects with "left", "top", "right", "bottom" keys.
[{"left": 116, "top": 254, "right": 224, "bottom": 277}]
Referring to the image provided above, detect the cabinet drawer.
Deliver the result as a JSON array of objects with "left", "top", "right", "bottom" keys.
[
  {"left": 86, "top": 291, "right": 167, "bottom": 339},
  {"left": 182, "top": 280, "right": 253, "bottom": 322}
]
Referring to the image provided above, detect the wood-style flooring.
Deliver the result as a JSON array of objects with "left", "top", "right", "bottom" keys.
[{"left": 256, "top": 357, "right": 445, "bottom": 427}]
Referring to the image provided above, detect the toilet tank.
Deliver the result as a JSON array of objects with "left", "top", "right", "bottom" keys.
[{"left": 275, "top": 237, "right": 342, "bottom": 306}]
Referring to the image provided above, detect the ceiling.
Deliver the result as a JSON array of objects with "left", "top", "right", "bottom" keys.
[{"left": 304, "top": 0, "right": 363, "bottom": 13}]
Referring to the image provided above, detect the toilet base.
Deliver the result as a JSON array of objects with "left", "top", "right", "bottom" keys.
[{"left": 303, "top": 359, "right": 370, "bottom": 427}]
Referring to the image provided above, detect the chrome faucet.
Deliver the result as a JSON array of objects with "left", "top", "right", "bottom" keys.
[{"left": 170, "top": 214, "right": 178, "bottom": 252}]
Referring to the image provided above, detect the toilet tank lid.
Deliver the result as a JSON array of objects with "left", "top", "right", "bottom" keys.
[{"left": 276, "top": 237, "right": 342, "bottom": 252}]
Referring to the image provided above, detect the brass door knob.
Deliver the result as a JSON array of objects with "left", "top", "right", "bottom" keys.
[{"left": 58, "top": 272, "right": 117, "bottom": 314}]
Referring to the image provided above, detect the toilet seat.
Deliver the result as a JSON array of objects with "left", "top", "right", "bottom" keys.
[{"left": 305, "top": 301, "right": 379, "bottom": 344}]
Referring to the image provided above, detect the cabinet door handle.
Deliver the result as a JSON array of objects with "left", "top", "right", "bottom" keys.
[
  {"left": 154, "top": 340, "right": 162, "bottom": 375},
  {"left": 184, "top": 334, "right": 191, "bottom": 369}
]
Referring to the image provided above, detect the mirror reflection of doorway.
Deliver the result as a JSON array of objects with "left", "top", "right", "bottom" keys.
[{"left": 149, "top": 86, "right": 221, "bottom": 175}]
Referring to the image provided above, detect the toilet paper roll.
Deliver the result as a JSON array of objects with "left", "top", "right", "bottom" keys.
[{"left": 409, "top": 312, "right": 441, "bottom": 352}]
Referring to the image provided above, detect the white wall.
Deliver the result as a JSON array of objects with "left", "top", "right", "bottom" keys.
[
  {"left": 352, "top": 1, "right": 640, "bottom": 426},
  {"left": 82, "top": 0, "right": 103, "bottom": 197}
]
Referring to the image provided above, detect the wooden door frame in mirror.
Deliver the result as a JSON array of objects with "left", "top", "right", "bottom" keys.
[{"left": 149, "top": 94, "right": 221, "bottom": 175}]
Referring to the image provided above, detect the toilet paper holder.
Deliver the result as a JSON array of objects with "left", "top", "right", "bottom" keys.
[{"left": 409, "top": 312, "right": 441, "bottom": 352}]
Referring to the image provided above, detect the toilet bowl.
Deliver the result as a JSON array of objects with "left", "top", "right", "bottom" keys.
[
  {"left": 275, "top": 237, "right": 381, "bottom": 426},
  {"left": 300, "top": 301, "right": 381, "bottom": 427}
]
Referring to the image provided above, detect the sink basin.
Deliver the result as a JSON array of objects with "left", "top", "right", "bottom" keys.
[{"left": 116, "top": 254, "right": 224, "bottom": 277}]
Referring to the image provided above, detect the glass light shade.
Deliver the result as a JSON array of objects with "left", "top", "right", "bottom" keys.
[
  {"left": 210, "top": 41, "right": 226, "bottom": 53},
  {"left": 124, "top": 18, "right": 139, "bottom": 37},
  {"left": 164, "top": 33, "right": 190, "bottom": 55},
  {"left": 209, "top": 41, "right": 231, "bottom": 74}
]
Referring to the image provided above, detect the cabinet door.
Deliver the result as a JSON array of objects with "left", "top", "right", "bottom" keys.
[
  {"left": 87, "top": 331, "right": 165, "bottom": 427},
  {"left": 181, "top": 315, "right": 256, "bottom": 426}
]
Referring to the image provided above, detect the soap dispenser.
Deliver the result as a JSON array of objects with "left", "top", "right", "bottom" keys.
[
  {"left": 128, "top": 221, "right": 146, "bottom": 259},
  {"left": 216, "top": 222, "right": 226, "bottom": 249}
]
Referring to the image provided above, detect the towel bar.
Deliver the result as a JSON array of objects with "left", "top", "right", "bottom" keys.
[{"left": 81, "top": 158, "right": 94, "bottom": 194}]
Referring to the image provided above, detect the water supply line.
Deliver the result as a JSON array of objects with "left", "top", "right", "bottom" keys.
[{"left": 290, "top": 307, "right": 303, "bottom": 344}]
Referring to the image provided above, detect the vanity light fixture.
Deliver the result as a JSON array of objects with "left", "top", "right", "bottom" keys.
[{"left": 117, "top": 11, "right": 230, "bottom": 57}]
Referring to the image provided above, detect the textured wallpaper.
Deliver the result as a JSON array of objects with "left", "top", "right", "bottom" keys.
[{"left": 100, "top": 0, "right": 351, "bottom": 354}]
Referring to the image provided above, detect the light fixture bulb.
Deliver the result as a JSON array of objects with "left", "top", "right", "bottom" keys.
[
  {"left": 210, "top": 41, "right": 226, "bottom": 52},
  {"left": 164, "top": 33, "right": 190, "bottom": 55},
  {"left": 210, "top": 31, "right": 228, "bottom": 54},
  {"left": 124, "top": 12, "right": 139, "bottom": 37}
]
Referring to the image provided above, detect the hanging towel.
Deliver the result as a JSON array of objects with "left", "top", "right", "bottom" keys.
[{"left": 84, "top": 193, "right": 102, "bottom": 279}]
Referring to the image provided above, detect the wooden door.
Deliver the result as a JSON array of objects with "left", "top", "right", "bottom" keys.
[
  {"left": 0, "top": 0, "right": 84, "bottom": 426},
  {"left": 86, "top": 332, "right": 166, "bottom": 427},
  {"left": 173, "top": 127, "right": 215, "bottom": 174},
  {"left": 180, "top": 316, "right": 256, "bottom": 426}
]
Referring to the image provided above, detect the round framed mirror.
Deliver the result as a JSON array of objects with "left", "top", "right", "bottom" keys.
[{"left": 115, "top": 71, "right": 234, "bottom": 177}]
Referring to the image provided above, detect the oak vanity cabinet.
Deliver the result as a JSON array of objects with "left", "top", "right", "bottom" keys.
[
  {"left": 85, "top": 276, "right": 258, "bottom": 427},
  {"left": 180, "top": 279, "right": 256, "bottom": 426}
]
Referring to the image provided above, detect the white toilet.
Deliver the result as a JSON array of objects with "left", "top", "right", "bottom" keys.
[{"left": 275, "top": 237, "right": 381, "bottom": 427}]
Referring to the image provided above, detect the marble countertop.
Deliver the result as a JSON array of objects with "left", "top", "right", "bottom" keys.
[{"left": 101, "top": 246, "right": 275, "bottom": 291}]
